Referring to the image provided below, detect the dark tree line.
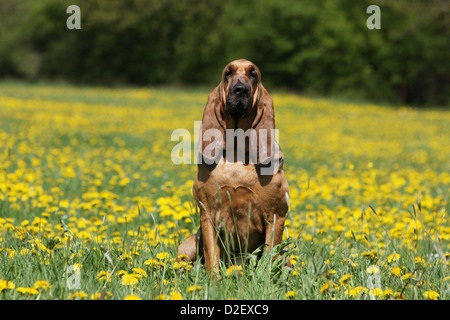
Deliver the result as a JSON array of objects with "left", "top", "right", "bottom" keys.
[{"left": 0, "top": 0, "right": 448, "bottom": 106}]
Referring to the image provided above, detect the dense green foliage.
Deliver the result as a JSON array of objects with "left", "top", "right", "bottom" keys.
[{"left": 0, "top": 0, "right": 448, "bottom": 106}]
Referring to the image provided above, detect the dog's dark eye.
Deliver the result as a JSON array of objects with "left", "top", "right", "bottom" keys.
[
  {"left": 249, "top": 67, "right": 256, "bottom": 78},
  {"left": 225, "top": 66, "right": 233, "bottom": 78}
]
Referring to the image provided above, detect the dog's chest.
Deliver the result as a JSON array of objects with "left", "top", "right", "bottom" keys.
[{"left": 210, "top": 162, "right": 257, "bottom": 188}]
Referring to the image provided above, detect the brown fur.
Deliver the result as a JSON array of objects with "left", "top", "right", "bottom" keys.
[{"left": 176, "top": 59, "right": 289, "bottom": 274}]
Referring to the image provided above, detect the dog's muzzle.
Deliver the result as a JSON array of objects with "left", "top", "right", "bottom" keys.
[{"left": 226, "top": 83, "right": 252, "bottom": 118}]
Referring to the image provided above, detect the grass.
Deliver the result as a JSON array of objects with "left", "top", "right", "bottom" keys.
[{"left": 0, "top": 81, "right": 448, "bottom": 300}]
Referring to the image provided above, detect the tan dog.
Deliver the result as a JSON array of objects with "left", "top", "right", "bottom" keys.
[{"left": 177, "top": 59, "right": 289, "bottom": 273}]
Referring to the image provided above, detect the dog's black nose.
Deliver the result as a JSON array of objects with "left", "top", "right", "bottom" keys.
[{"left": 232, "top": 84, "right": 249, "bottom": 96}]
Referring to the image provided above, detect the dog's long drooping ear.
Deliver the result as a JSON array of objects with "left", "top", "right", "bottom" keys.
[
  {"left": 198, "top": 86, "right": 225, "bottom": 165},
  {"left": 250, "top": 84, "right": 283, "bottom": 169}
]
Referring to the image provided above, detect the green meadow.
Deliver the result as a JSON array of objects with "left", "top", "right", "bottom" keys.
[{"left": 0, "top": 82, "right": 448, "bottom": 300}]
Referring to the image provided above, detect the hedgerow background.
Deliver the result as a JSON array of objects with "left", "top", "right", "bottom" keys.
[{"left": 0, "top": 0, "right": 449, "bottom": 106}]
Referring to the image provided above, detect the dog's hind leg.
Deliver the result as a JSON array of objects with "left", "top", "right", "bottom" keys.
[{"left": 176, "top": 228, "right": 203, "bottom": 262}]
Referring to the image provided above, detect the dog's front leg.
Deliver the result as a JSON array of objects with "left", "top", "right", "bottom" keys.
[
  {"left": 264, "top": 213, "right": 284, "bottom": 248},
  {"left": 201, "top": 214, "right": 221, "bottom": 275},
  {"left": 264, "top": 214, "right": 291, "bottom": 267}
]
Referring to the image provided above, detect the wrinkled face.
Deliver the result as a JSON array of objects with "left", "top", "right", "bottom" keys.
[{"left": 222, "top": 59, "right": 261, "bottom": 118}]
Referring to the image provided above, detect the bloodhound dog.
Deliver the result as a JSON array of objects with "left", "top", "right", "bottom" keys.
[{"left": 177, "top": 59, "right": 289, "bottom": 273}]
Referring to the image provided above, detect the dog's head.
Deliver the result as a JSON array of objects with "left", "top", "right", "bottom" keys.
[
  {"left": 219, "top": 59, "right": 263, "bottom": 120},
  {"left": 199, "top": 59, "right": 283, "bottom": 171}
]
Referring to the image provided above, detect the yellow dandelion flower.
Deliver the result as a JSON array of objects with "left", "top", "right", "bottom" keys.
[
  {"left": 387, "top": 253, "right": 400, "bottom": 263},
  {"left": 361, "top": 249, "right": 378, "bottom": 259},
  {"left": 402, "top": 273, "right": 413, "bottom": 280},
  {"left": 91, "top": 292, "right": 102, "bottom": 300},
  {"left": 156, "top": 252, "right": 170, "bottom": 260},
  {"left": 7, "top": 250, "right": 17, "bottom": 259},
  {"left": 68, "top": 291, "right": 88, "bottom": 299},
  {"left": 124, "top": 294, "right": 142, "bottom": 300},
  {"left": 0, "top": 280, "right": 15, "bottom": 293},
  {"left": 366, "top": 265, "right": 380, "bottom": 274},
  {"left": 33, "top": 280, "right": 51, "bottom": 290},
  {"left": 394, "top": 292, "right": 404, "bottom": 300},
  {"left": 16, "top": 287, "right": 39, "bottom": 295},
  {"left": 383, "top": 289, "right": 393, "bottom": 296},
  {"left": 423, "top": 290, "right": 439, "bottom": 300},
  {"left": 347, "top": 286, "right": 367, "bottom": 297},
  {"left": 59, "top": 200, "right": 70, "bottom": 208},
  {"left": 186, "top": 285, "right": 202, "bottom": 293},
  {"left": 414, "top": 256, "right": 427, "bottom": 267},
  {"left": 117, "top": 270, "right": 128, "bottom": 277},
  {"left": 119, "top": 177, "right": 131, "bottom": 186},
  {"left": 155, "top": 294, "right": 167, "bottom": 300},
  {"left": 132, "top": 268, "right": 147, "bottom": 278},
  {"left": 391, "top": 267, "right": 401, "bottom": 276},
  {"left": 144, "top": 258, "right": 164, "bottom": 268},
  {"left": 72, "top": 263, "right": 82, "bottom": 273},
  {"left": 120, "top": 253, "right": 132, "bottom": 261},
  {"left": 20, "top": 248, "right": 32, "bottom": 255},
  {"left": 370, "top": 288, "right": 384, "bottom": 297},
  {"left": 226, "top": 265, "right": 243, "bottom": 276},
  {"left": 290, "top": 255, "right": 299, "bottom": 265},
  {"left": 320, "top": 282, "right": 330, "bottom": 294},
  {"left": 339, "top": 274, "right": 352, "bottom": 286},
  {"left": 97, "top": 271, "right": 112, "bottom": 282},
  {"left": 177, "top": 254, "right": 189, "bottom": 261},
  {"left": 121, "top": 274, "right": 139, "bottom": 286},
  {"left": 169, "top": 291, "right": 183, "bottom": 300},
  {"left": 174, "top": 260, "right": 192, "bottom": 271},
  {"left": 327, "top": 269, "right": 337, "bottom": 275},
  {"left": 284, "top": 291, "right": 296, "bottom": 299},
  {"left": 90, "top": 291, "right": 113, "bottom": 300}
]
